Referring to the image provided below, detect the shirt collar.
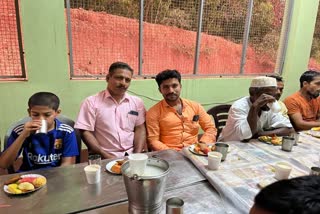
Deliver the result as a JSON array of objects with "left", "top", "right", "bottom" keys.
[
  {"left": 162, "top": 98, "right": 187, "bottom": 109},
  {"left": 104, "top": 89, "right": 129, "bottom": 103},
  {"left": 54, "top": 118, "right": 61, "bottom": 130}
]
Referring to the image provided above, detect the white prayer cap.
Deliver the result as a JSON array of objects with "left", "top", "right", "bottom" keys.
[{"left": 250, "top": 76, "right": 277, "bottom": 88}]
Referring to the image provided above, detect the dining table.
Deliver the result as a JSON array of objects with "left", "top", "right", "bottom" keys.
[
  {"left": 182, "top": 131, "right": 320, "bottom": 213},
  {"left": 1, "top": 131, "right": 319, "bottom": 214},
  {"left": 0, "top": 149, "right": 226, "bottom": 214}
]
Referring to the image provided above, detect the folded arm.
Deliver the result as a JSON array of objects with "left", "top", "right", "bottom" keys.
[
  {"left": 198, "top": 105, "right": 217, "bottom": 143},
  {"left": 79, "top": 129, "right": 115, "bottom": 159},
  {"left": 133, "top": 123, "right": 147, "bottom": 153},
  {"left": 290, "top": 112, "right": 320, "bottom": 131},
  {"left": 255, "top": 127, "right": 294, "bottom": 137}
]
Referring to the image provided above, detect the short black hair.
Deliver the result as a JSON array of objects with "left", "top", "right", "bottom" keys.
[
  {"left": 300, "top": 70, "right": 320, "bottom": 88},
  {"left": 108, "top": 61, "right": 133, "bottom": 75},
  {"left": 155, "top": 69, "right": 181, "bottom": 87},
  {"left": 28, "top": 92, "right": 60, "bottom": 111},
  {"left": 254, "top": 175, "right": 320, "bottom": 214},
  {"left": 267, "top": 74, "right": 283, "bottom": 82}
]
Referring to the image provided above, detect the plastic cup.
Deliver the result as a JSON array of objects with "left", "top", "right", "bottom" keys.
[
  {"left": 293, "top": 132, "right": 300, "bottom": 145},
  {"left": 274, "top": 162, "right": 292, "bottom": 180},
  {"left": 208, "top": 151, "right": 223, "bottom": 170},
  {"left": 214, "top": 143, "right": 229, "bottom": 161},
  {"left": 267, "top": 101, "right": 281, "bottom": 113},
  {"left": 128, "top": 153, "right": 148, "bottom": 176},
  {"left": 36, "top": 119, "right": 48, "bottom": 134},
  {"left": 166, "top": 197, "right": 184, "bottom": 214},
  {"left": 84, "top": 164, "right": 101, "bottom": 184}
]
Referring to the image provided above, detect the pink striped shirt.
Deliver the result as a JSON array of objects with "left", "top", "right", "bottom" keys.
[{"left": 75, "top": 89, "right": 146, "bottom": 157}]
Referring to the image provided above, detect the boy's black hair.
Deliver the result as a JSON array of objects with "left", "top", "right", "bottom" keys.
[
  {"left": 155, "top": 69, "right": 181, "bottom": 88},
  {"left": 28, "top": 92, "right": 60, "bottom": 111},
  {"left": 254, "top": 175, "right": 320, "bottom": 214},
  {"left": 300, "top": 70, "right": 320, "bottom": 88},
  {"left": 108, "top": 61, "right": 133, "bottom": 75}
]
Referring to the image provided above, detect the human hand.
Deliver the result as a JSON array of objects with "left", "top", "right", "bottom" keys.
[
  {"left": 252, "top": 93, "right": 276, "bottom": 110},
  {"left": 21, "top": 120, "right": 42, "bottom": 137}
]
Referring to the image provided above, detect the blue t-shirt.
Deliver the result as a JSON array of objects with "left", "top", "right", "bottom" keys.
[{"left": 5, "top": 119, "right": 79, "bottom": 172}]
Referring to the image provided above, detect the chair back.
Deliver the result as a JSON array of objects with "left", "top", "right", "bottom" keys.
[
  {"left": 207, "top": 104, "right": 231, "bottom": 139},
  {"left": 57, "top": 115, "right": 82, "bottom": 163},
  {"left": 4, "top": 115, "right": 81, "bottom": 173}
]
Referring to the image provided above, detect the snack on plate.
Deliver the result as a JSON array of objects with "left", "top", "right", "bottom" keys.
[
  {"left": 311, "top": 127, "right": 320, "bottom": 131},
  {"left": 270, "top": 136, "right": 282, "bottom": 145},
  {"left": 4, "top": 174, "right": 46, "bottom": 194},
  {"left": 4, "top": 175, "right": 21, "bottom": 185},
  {"left": 193, "top": 143, "right": 210, "bottom": 155},
  {"left": 18, "top": 182, "right": 35, "bottom": 192},
  {"left": 7, "top": 183, "right": 22, "bottom": 194},
  {"left": 18, "top": 177, "right": 37, "bottom": 184},
  {"left": 258, "top": 136, "right": 272, "bottom": 142},
  {"left": 33, "top": 177, "right": 47, "bottom": 188},
  {"left": 111, "top": 160, "right": 125, "bottom": 174},
  {"left": 258, "top": 135, "right": 282, "bottom": 145}
]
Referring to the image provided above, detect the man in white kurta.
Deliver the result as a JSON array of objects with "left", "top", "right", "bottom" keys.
[{"left": 218, "top": 77, "right": 293, "bottom": 142}]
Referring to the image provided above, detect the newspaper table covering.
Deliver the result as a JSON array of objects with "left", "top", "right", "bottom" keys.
[{"left": 182, "top": 138, "right": 313, "bottom": 214}]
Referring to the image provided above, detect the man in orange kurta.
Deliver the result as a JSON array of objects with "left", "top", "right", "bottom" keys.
[
  {"left": 284, "top": 70, "right": 320, "bottom": 131},
  {"left": 146, "top": 69, "right": 217, "bottom": 151}
]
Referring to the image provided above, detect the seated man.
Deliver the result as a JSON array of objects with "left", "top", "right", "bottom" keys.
[
  {"left": 75, "top": 62, "right": 146, "bottom": 159},
  {"left": 146, "top": 69, "right": 217, "bottom": 151},
  {"left": 284, "top": 70, "right": 320, "bottom": 131},
  {"left": 267, "top": 74, "right": 288, "bottom": 118},
  {"left": 219, "top": 76, "right": 293, "bottom": 142},
  {"left": 250, "top": 175, "right": 320, "bottom": 214},
  {"left": 0, "top": 92, "right": 79, "bottom": 171}
]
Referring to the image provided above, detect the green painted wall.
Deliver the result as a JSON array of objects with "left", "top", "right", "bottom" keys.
[{"left": 0, "top": 0, "right": 318, "bottom": 150}]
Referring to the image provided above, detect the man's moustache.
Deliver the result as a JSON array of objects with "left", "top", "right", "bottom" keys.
[{"left": 166, "top": 93, "right": 176, "bottom": 96}]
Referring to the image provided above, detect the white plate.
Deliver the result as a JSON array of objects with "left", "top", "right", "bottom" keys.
[
  {"left": 106, "top": 159, "right": 124, "bottom": 175},
  {"left": 307, "top": 130, "right": 320, "bottom": 138},
  {"left": 188, "top": 144, "right": 210, "bottom": 156},
  {"left": 3, "top": 174, "right": 46, "bottom": 195}
]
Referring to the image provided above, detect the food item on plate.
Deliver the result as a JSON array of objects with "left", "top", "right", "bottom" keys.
[
  {"left": 33, "top": 177, "right": 47, "bottom": 188},
  {"left": 18, "top": 177, "right": 37, "bottom": 184},
  {"left": 259, "top": 136, "right": 272, "bottom": 142},
  {"left": 270, "top": 136, "right": 282, "bottom": 145},
  {"left": 4, "top": 175, "right": 21, "bottom": 185},
  {"left": 259, "top": 135, "right": 282, "bottom": 145},
  {"left": 193, "top": 143, "right": 210, "bottom": 155},
  {"left": 18, "top": 182, "right": 35, "bottom": 192},
  {"left": 8, "top": 183, "right": 22, "bottom": 194},
  {"left": 311, "top": 127, "right": 320, "bottom": 131},
  {"left": 4, "top": 175, "right": 46, "bottom": 194},
  {"left": 111, "top": 160, "right": 125, "bottom": 174}
]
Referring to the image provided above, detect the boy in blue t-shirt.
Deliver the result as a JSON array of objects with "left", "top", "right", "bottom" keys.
[{"left": 0, "top": 92, "right": 79, "bottom": 172}]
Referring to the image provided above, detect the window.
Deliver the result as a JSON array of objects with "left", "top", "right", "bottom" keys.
[
  {"left": 65, "top": 0, "right": 289, "bottom": 78},
  {"left": 0, "top": 0, "right": 26, "bottom": 80}
]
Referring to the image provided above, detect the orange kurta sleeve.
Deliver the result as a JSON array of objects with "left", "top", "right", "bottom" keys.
[{"left": 197, "top": 104, "right": 217, "bottom": 143}]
